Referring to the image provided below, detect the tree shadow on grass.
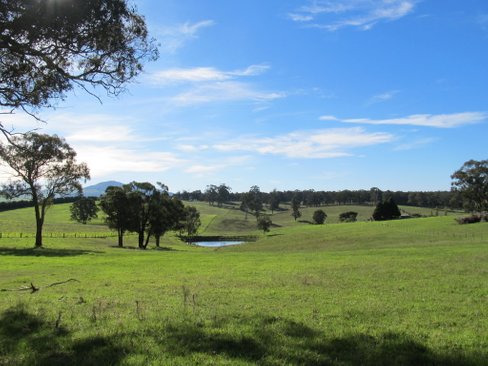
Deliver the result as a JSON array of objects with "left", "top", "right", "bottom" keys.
[
  {"left": 0, "top": 306, "right": 126, "bottom": 366},
  {"left": 158, "top": 315, "right": 485, "bottom": 366},
  {"left": 0, "top": 247, "right": 101, "bottom": 257}
]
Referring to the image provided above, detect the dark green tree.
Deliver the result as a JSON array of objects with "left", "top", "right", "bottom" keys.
[
  {"left": 313, "top": 209, "right": 327, "bottom": 224},
  {"left": 70, "top": 197, "right": 99, "bottom": 224},
  {"left": 0, "top": 0, "right": 158, "bottom": 135},
  {"left": 0, "top": 133, "right": 90, "bottom": 247},
  {"left": 217, "top": 184, "right": 231, "bottom": 207},
  {"left": 147, "top": 189, "right": 185, "bottom": 248},
  {"left": 451, "top": 159, "right": 488, "bottom": 212},
  {"left": 372, "top": 198, "right": 401, "bottom": 221},
  {"left": 339, "top": 211, "right": 358, "bottom": 222},
  {"left": 257, "top": 215, "right": 272, "bottom": 234},
  {"left": 100, "top": 186, "right": 132, "bottom": 247},
  {"left": 247, "top": 185, "right": 263, "bottom": 217},
  {"left": 205, "top": 184, "right": 218, "bottom": 206},
  {"left": 291, "top": 195, "right": 301, "bottom": 221},
  {"left": 180, "top": 206, "right": 201, "bottom": 243},
  {"left": 269, "top": 189, "right": 281, "bottom": 214}
]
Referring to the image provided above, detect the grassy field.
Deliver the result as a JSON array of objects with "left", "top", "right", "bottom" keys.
[{"left": 0, "top": 203, "right": 487, "bottom": 365}]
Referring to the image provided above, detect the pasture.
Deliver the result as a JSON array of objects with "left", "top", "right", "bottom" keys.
[{"left": 0, "top": 203, "right": 487, "bottom": 365}]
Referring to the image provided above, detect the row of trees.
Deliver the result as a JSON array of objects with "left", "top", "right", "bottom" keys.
[{"left": 176, "top": 186, "right": 463, "bottom": 211}]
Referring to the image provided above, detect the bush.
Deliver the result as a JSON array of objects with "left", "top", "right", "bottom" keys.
[
  {"left": 339, "top": 211, "right": 358, "bottom": 222},
  {"left": 313, "top": 209, "right": 327, "bottom": 224},
  {"left": 456, "top": 214, "right": 488, "bottom": 224}
]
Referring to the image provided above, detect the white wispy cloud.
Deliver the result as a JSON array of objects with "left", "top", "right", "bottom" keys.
[
  {"left": 149, "top": 64, "right": 284, "bottom": 106},
  {"left": 184, "top": 156, "right": 251, "bottom": 176},
  {"left": 151, "top": 64, "right": 270, "bottom": 84},
  {"left": 319, "top": 112, "right": 488, "bottom": 128},
  {"left": 213, "top": 127, "right": 393, "bottom": 159},
  {"left": 289, "top": 0, "right": 417, "bottom": 31},
  {"left": 157, "top": 20, "right": 215, "bottom": 53},
  {"left": 366, "top": 90, "right": 400, "bottom": 105},
  {"left": 171, "top": 81, "right": 285, "bottom": 105},
  {"left": 394, "top": 137, "right": 438, "bottom": 151}
]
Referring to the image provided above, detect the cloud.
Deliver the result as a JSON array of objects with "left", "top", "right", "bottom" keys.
[
  {"left": 320, "top": 112, "right": 488, "bottom": 128},
  {"left": 214, "top": 127, "right": 394, "bottom": 159},
  {"left": 366, "top": 90, "right": 400, "bottom": 105},
  {"left": 151, "top": 64, "right": 270, "bottom": 85},
  {"left": 157, "top": 20, "right": 215, "bottom": 53},
  {"left": 76, "top": 146, "right": 186, "bottom": 179},
  {"left": 289, "top": 0, "right": 417, "bottom": 31},
  {"left": 149, "top": 64, "right": 284, "bottom": 106},
  {"left": 171, "top": 81, "right": 285, "bottom": 105},
  {"left": 184, "top": 156, "right": 251, "bottom": 176},
  {"left": 394, "top": 137, "right": 437, "bottom": 151}
]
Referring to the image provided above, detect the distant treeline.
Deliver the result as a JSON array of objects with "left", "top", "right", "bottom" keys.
[
  {"left": 0, "top": 196, "right": 91, "bottom": 212},
  {"left": 174, "top": 187, "right": 463, "bottom": 210}
]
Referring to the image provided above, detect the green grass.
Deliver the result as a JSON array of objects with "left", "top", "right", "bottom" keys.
[{"left": 0, "top": 203, "right": 487, "bottom": 365}]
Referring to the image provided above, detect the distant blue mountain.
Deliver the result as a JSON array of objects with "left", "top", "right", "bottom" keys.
[{"left": 82, "top": 181, "right": 124, "bottom": 197}]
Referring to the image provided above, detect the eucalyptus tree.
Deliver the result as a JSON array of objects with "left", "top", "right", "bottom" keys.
[
  {"left": 100, "top": 186, "right": 132, "bottom": 247},
  {"left": 451, "top": 159, "right": 488, "bottom": 213},
  {"left": 70, "top": 197, "right": 99, "bottom": 224},
  {"left": 0, "top": 0, "right": 158, "bottom": 134},
  {"left": 0, "top": 133, "right": 90, "bottom": 247}
]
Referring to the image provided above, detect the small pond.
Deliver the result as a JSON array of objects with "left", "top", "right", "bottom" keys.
[{"left": 194, "top": 241, "right": 244, "bottom": 247}]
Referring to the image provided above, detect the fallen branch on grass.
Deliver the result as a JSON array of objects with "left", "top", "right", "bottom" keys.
[{"left": 0, "top": 278, "right": 80, "bottom": 293}]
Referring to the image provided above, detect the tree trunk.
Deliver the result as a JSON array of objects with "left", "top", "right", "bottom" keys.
[
  {"left": 143, "top": 231, "right": 151, "bottom": 249},
  {"left": 155, "top": 235, "right": 161, "bottom": 247},
  {"left": 138, "top": 231, "right": 145, "bottom": 249},
  {"left": 33, "top": 203, "right": 43, "bottom": 247},
  {"left": 118, "top": 229, "right": 124, "bottom": 247}
]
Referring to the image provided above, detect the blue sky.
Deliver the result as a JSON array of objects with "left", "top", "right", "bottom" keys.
[{"left": 3, "top": 0, "right": 488, "bottom": 192}]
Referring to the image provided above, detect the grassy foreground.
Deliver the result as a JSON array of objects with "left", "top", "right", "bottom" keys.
[{"left": 0, "top": 204, "right": 487, "bottom": 365}]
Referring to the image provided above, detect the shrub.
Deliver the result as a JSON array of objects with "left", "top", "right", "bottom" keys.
[
  {"left": 339, "top": 211, "right": 358, "bottom": 222},
  {"left": 456, "top": 214, "right": 488, "bottom": 224},
  {"left": 313, "top": 209, "right": 327, "bottom": 224}
]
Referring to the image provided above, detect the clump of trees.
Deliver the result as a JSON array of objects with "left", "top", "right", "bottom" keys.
[
  {"left": 313, "top": 209, "right": 327, "bottom": 224},
  {"left": 99, "top": 182, "right": 199, "bottom": 248},
  {"left": 372, "top": 198, "right": 401, "bottom": 221},
  {"left": 0, "top": 133, "right": 90, "bottom": 247}
]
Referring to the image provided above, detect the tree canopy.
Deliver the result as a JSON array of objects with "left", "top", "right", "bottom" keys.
[
  {"left": 0, "top": 0, "right": 157, "bottom": 133},
  {"left": 451, "top": 159, "right": 488, "bottom": 212},
  {"left": 0, "top": 132, "right": 89, "bottom": 247}
]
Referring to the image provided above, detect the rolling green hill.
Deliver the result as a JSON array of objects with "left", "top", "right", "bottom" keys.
[{"left": 0, "top": 202, "right": 487, "bottom": 365}]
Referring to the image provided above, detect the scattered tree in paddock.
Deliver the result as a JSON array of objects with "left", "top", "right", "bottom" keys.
[
  {"left": 0, "top": 133, "right": 90, "bottom": 247},
  {"left": 100, "top": 186, "right": 132, "bottom": 247},
  {"left": 451, "top": 159, "right": 488, "bottom": 213},
  {"left": 257, "top": 215, "right": 272, "bottom": 234},
  {"left": 372, "top": 198, "right": 401, "bottom": 221},
  {"left": 291, "top": 195, "right": 302, "bottom": 221},
  {"left": 313, "top": 209, "right": 327, "bottom": 225},
  {"left": 180, "top": 206, "right": 201, "bottom": 243},
  {"left": 70, "top": 197, "right": 99, "bottom": 224}
]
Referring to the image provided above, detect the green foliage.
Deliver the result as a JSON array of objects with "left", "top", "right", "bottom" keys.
[
  {"left": 256, "top": 215, "right": 272, "bottom": 234},
  {"left": 70, "top": 197, "right": 99, "bottom": 224},
  {"left": 0, "top": 0, "right": 157, "bottom": 133},
  {"left": 242, "top": 185, "right": 263, "bottom": 217},
  {"left": 451, "top": 159, "right": 488, "bottom": 212},
  {"left": 339, "top": 211, "right": 358, "bottom": 222},
  {"left": 372, "top": 198, "right": 401, "bottom": 221},
  {"left": 0, "top": 133, "right": 89, "bottom": 247},
  {"left": 312, "top": 209, "right": 327, "bottom": 224},
  {"left": 291, "top": 195, "right": 302, "bottom": 221},
  {"left": 180, "top": 206, "right": 201, "bottom": 242}
]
